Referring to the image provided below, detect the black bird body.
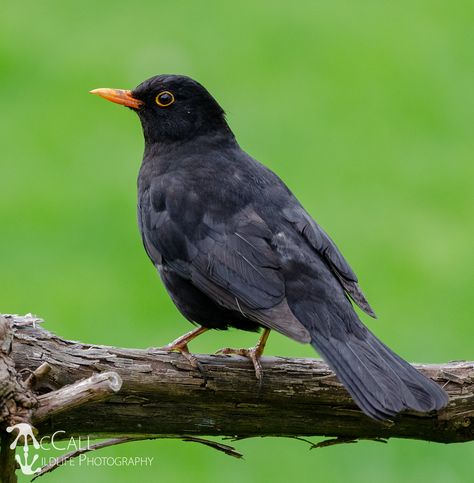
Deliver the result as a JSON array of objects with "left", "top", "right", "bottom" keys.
[
  {"left": 138, "top": 134, "right": 362, "bottom": 338},
  {"left": 92, "top": 75, "right": 448, "bottom": 420}
]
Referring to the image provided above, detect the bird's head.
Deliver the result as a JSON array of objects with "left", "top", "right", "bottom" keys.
[{"left": 91, "top": 74, "right": 232, "bottom": 145}]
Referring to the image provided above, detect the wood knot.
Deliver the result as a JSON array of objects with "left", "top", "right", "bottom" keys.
[{"left": 461, "top": 418, "right": 471, "bottom": 428}]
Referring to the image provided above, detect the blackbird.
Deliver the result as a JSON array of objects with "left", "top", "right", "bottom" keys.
[{"left": 91, "top": 74, "right": 448, "bottom": 420}]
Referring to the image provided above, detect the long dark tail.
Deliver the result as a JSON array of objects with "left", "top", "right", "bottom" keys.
[{"left": 310, "top": 321, "right": 448, "bottom": 420}]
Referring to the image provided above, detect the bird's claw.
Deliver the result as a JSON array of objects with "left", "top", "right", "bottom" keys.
[
  {"left": 148, "top": 326, "right": 209, "bottom": 379},
  {"left": 216, "top": 346, "right": 264, "bottom": 384},
  {"left": 152, "top": 342, "right": 206, "bottom": 378}
]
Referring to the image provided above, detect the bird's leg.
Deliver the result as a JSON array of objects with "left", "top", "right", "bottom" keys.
[
  {"left": 152, "top": 326, "right": 209, "bottom": 372},
  {"left": 216, "top": 328, "right": 271, "bottom": 383}
]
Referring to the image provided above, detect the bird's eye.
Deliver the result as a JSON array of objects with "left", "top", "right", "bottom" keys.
[{"left": 155, "top": 91, "right": 175, "bottom": 107}]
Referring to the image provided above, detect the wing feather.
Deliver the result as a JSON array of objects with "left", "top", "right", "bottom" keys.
[{"left": 283, "top": 206, "right": 376, "bottom": 317}]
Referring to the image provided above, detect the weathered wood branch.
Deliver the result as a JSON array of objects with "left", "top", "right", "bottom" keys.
[
  {"left": 0, "top": 433, "right": 17, "bottom": 483},
  {"left": 2, "top": 314, "right": 474, "bottom": 445},
  {"left": 33, "top": 371, "right": 123, "bottom": 424}
]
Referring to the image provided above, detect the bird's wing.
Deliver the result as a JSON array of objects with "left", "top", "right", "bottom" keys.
[
  {"left": 282, "top": 205, "right": 376, "bottom": 317},
  {"left": 140, "top": 182, "right": 310, "bottom": 343},
  {"left": 181, "top": 207, "right": 311, "bottom": 343}
]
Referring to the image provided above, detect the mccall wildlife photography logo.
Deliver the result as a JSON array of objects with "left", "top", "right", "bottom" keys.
[
  {"left": 7, "top": 423, "right": 154, "bottom": 476},
  {"left": 7, "top": 423, "right": 41, "bottom": 475}
]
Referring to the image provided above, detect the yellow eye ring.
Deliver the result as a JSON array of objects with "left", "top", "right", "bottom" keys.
[{"left": 155, "top": 91, "right": 175, "bottom": 107}]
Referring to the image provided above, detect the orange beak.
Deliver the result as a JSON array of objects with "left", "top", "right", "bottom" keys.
[{"left": 90, "top": 88, "right": 143, "bottom": 109}]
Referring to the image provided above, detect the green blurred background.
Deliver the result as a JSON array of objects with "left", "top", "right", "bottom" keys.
[{"left": 1, "top": 0, "right": 473, "bottom": 481}]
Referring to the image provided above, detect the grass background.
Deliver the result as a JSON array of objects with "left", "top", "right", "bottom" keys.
[{"left": 1, "top": 0, "right": 473, "bottom": 481}]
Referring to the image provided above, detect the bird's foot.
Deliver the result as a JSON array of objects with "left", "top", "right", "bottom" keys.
[
  {"left": 216, "top": 328, "right": 271, "bottom": 386},
  {"left": 149, "top": 326, "right": 208, "bottom": 376},
  {"left": 156, "top": 340, "right": 202, "bottom": 370},
  {"left": 216, "top": 346, "right": 264, "bottom": 383}
]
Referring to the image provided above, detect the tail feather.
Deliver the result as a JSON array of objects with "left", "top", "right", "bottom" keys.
[
  {"left": 319, "top": 342, "right": 398, "bottom": 419},
  {"left": 283, "top": 256, "right": 448, "bottom": 420},
  {"left": 363, "top": 332, "right": 448, "bottom": 411},
  {"left": 310, "top": 322, "right": 448, "bottom": 420}
]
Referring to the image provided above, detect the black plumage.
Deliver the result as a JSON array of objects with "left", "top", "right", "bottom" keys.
[{"left": 91, "top": 74, "right": 448, "bottom": 420}]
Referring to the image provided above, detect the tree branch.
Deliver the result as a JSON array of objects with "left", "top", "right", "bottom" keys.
[
  {"left": 0, "top": 315, "right": 37, "bottom": 483},
  {"left": 33, "top": 371, "right": 122, "bottom": 423},
  {"left": 2, "top": 314, "right": 474, "bottom": 445},
  {"left": 0, "top": 433, "right": 17, "bottom": 483}
]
